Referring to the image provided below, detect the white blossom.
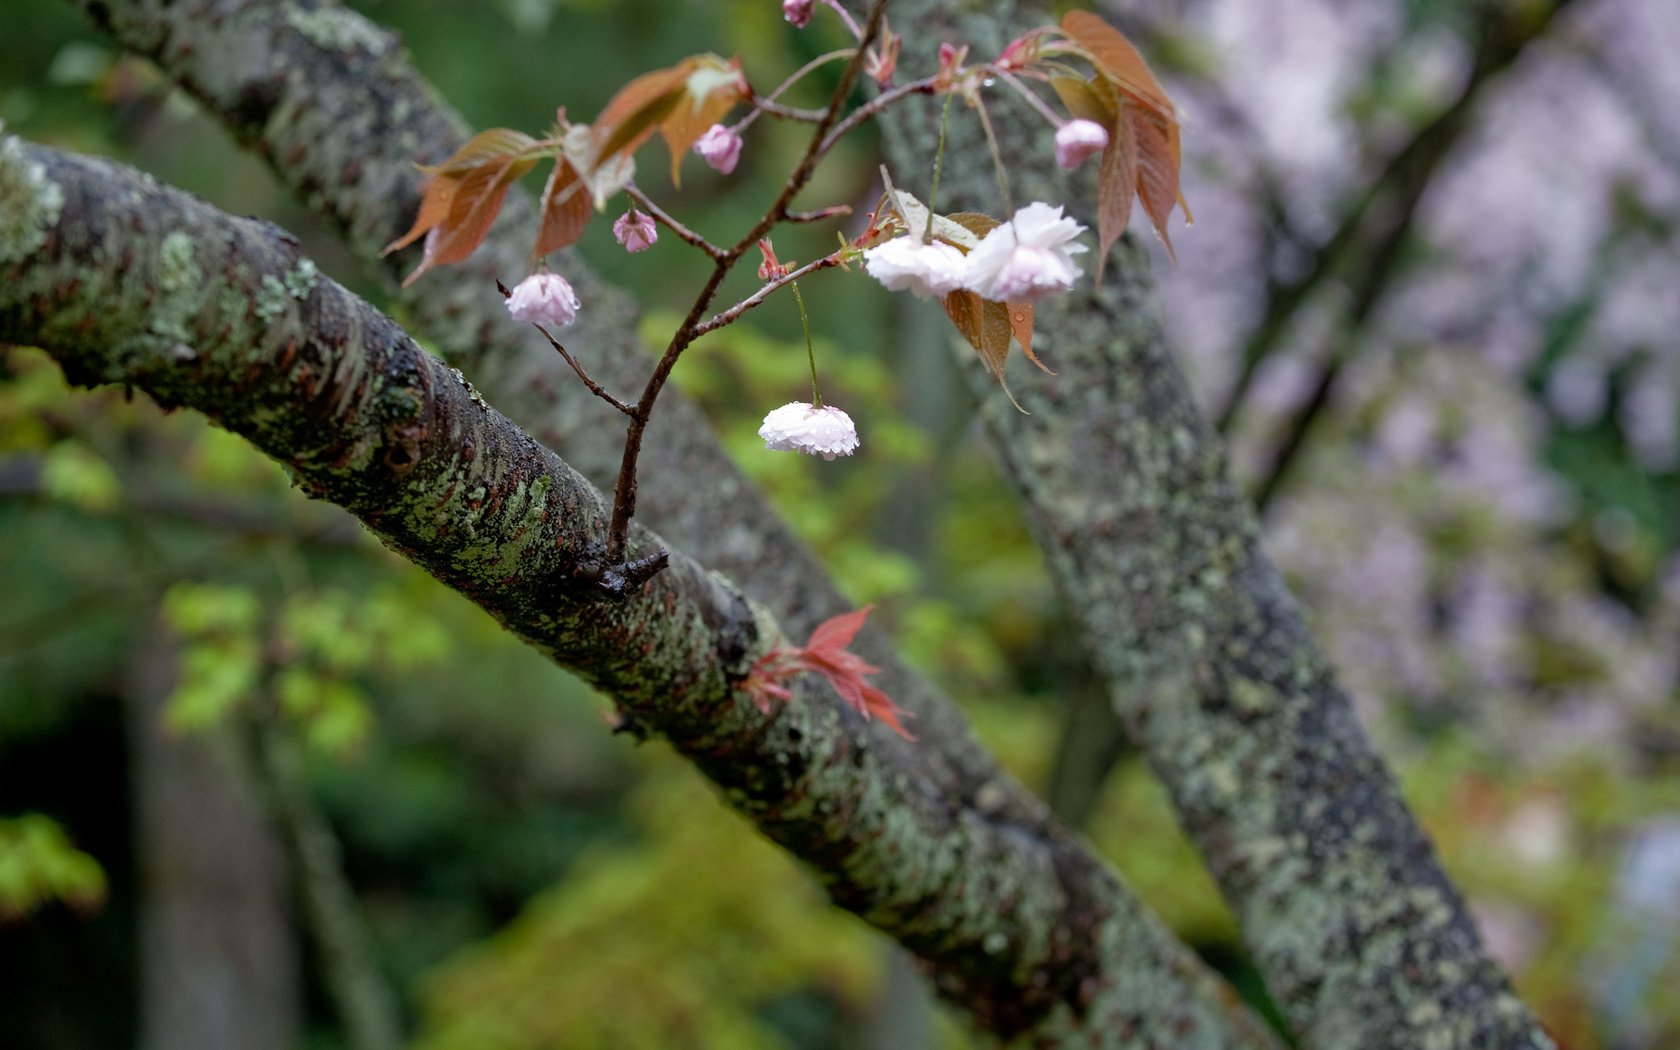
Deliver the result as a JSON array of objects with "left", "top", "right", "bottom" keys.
[
  {"left": 758, "top": 402, "right": 859, "bottom": 460},
  {"left": 962, "top": 202, "right": 1088, "bottom": 302},
  {"left": 1055, "top": 119, "right": 1109, "bottom": 169},
  {"left": 862, "top": 237, "right": 969, "bottom": 300},
  {"left": 506, "top": 272, "right": 580, "bottom": 327}
]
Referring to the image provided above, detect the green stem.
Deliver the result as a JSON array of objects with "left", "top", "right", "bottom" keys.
[
  {"left": 924, "top": 90, "right": 955, "bottom": 242},
  {"left": 792, "top": 280, "right": 821, "bottom": 407}
]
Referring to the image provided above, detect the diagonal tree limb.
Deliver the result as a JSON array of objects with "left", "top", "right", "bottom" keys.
[
  {"left": 872, "top": 4, "right": 1554, "bottom": 1042},
  {"left": 65, "top": 0, "right": 1026, "bottom": 846},
  {"left": 0, "top": 134, "right": 1283, "bottom": 1049}
]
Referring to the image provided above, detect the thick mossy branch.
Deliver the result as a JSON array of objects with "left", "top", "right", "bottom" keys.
[
  {"left": 1, "top": 136, "right": 1279, "bottom": 1049},
  {"left": 69, "top": 0, "right": 1032, "bottom": 844},
  {"left": 878, "top": 1, "right": 1556, "bottom": 1047}
]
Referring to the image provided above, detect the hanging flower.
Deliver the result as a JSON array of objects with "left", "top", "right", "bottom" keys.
[
  {"left": 505, "top": 272, "right": 580, "bottom": 326},
  {"left": 1054, "top": 119, "right": 1109, "bottom": 169},
  {"left": 692, "top": 124, "right": 743, "bottom": 175},
  {"left": 862, "top": 236, "right": 968, "bottom": 300},
  {"left": 782, "top": 0, "right": 814, "bottom": 27},
  {"left": 612, "top": 208, "right": 658, "bottom": 253},
  {"left": 758, "top": 402, "right": 859, "bottom": 460},
  {"left": 961, "top": 202, "right": 1088, "bottom": 302}
]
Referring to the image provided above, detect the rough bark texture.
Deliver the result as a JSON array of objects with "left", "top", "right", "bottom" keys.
[
  {"left": 0, "top": 135, "right": 1280, "bottom": 1049},
  {"left": 879, "top": 2, "right": 1555, "bottom": 1047}
]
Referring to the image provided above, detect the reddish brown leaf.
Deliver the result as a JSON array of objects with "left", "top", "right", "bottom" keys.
[
  {"left": 976, "top": 298, "right": 1016, "bottom": 384},
  {"left": 1006, "top": 301, "right": 1050, "bottom": 373},
  {"left": 739, "top": 606, "right": 914, "bottom": 739},
  {"left": 659, "top": 58, "right": 748, "bottom": 186},
  {"left": 533, "top": 159, "right": 592, "bottom": 258},
  {"left": 944, "top": 212, "right": 1001, "bottom": 241},
  {"left": 941, "top": 289, "right": 985, "bottom": 351},
  {"left": 1095, "top": 103, "right": 1139, "bottom": 278},
  {"left": 400, "top": 153, "right": 537, "bottom": 286},
  {"left": 806, "top": 604, "right": 873, "bottom": 654},
  {"left": 1059, "top": 11, "right": 1174, "bottom": 120},
  {"left": 1131, "top": 105, "right": 1181, "bottom": 259},
  {"left": 383, "top": 174, "right": 457, "bottom": 255},
  {"left": 384, "top": 128, "right": 540, "bottom": 258},
  {"left": 594, "top": 62, "right": 693, "bottom": 167}
]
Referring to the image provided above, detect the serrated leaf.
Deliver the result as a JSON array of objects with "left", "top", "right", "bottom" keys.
[
  {"left": 1060, "top": 11, "right": 1174, "bottom": 120},
  {"left": 401, "top": 153, "right": 538, "bottom": 285},
  {"left": 383, "top": 129, "right": 540, "bottom": 257},
  {"left": 534, "top": 159, "right": 592, "bottom": 257},
  {"left": 661, "top": 56, "right": 747, "bottom": 186},
  {"left": 942, "top": 288, "right": 984, "bottom": 350},
  {"left": 1006, "top": 301, "right": 1050, "bottom": 374},
  {"left": 1096, "top": 103, "right": 1138, "bottom": 277},
  {"left": 594, "top": 62, "right": 693, "bottom": 166},
  {"left": 1132, "top": 105, "right": 1181, "bottom": 259}
]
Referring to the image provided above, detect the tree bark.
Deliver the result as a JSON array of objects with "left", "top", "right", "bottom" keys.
[
  {"left": 0, "top": 133, "right": 1279, "bottom": 1049},
  {"left": 879, "top": 2, "right": 1556, "bottom": 1046}
]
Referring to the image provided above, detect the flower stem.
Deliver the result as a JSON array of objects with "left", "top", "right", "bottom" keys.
[
  {"left": 792, "top": 280, "right": 821, "bottom": 407},
  {"left": 973, "top": 98, "right": 1014, "bottom": 217},
  {"left": 924, "top": 90, "right": 955, "bottom": 242}
]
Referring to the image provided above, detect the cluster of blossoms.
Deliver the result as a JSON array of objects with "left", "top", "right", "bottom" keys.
[{"left": 864, "top": 202, "right": 1090, "bottom": 303}]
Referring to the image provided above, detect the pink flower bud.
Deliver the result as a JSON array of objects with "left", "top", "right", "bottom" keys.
[
  {"left": 1055, "top": 119, "right": 1110, "bottom": 169},
  {"left": 612, "top": 208, "right": 658, "bottom": 253},
  {"left": 693, "top": 124, "right": 743, "bottom": 175},
  {"left": 506, "top": 272, "right": 580, "bottom": 327},
  {"left": 782, "top": 0, "right": 814, "bottom": 27}
]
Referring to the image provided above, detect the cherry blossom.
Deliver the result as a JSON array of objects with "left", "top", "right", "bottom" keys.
[
  {"left": 505, "top": 272, "right": 580, "bottom": 326},
  {"left": 782, "top": 0, "right": 814, "bottom": 28},
  {"left": 962, "top": 202, "right": 1088, "bottom": 302},
  {"left": 1054, "top": 119, "right": 1109, "bottom": 169},
  {"left": 692, "top": 124, "right": 743, "bottom": 175},
  {"left": 758, "top": 402, "right": 859, "bottom": 459},
  {"left": 862, "top": 236, "right": 968, "bottom": 299},
  {"left": 612, "top": 208, "right": 658, "bottom": 253}
]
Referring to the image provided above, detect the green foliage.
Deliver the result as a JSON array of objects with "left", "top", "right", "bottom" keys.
[
  {"left": 0, "top": 814, "right": 106, "bottom": 920},
  {"left": 415, "top": 754, "right": 881, "bottom": 1050}
]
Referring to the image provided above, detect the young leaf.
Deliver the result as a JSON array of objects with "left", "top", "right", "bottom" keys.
[
  {"left": 1131, "top": 105, "right": 1182, "bottom": 258},
  {"left": 1095, "top": 103, "right": 1138, "bottom": 276},
  {"left": 1006, "top": 301, "right": 1049, "bottom": 374},
  {"left": 405, "top": 153, "right": 537, "bottom": 285},
  {"left": 1059, "top": 11, "right": 1174, "bottom": 120},
  {"left": 383, "top": 129, "right": 541, "bottom": 284},
  {"left": 740, "top": 606, "right": 915, "bottom": 740},
  {"left": 594, "top": 62, "right": 693, "bottom": 167},
  {"left": 1049, "top": 74, "right": 1115, "bottom": 127},
  {"left": 660, "top": 57, "right": 749, "bottom": 186},
  {"left": 533, "top": 159, "right": 592, "bottom": 258}
]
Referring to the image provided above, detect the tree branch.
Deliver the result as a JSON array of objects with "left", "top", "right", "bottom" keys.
[
  {"left": 0, "top": 134, "right": 1281, "bottom": 1049},
  {"left": 877, "top": 2, "right": 1555, "bottom": 1041}
]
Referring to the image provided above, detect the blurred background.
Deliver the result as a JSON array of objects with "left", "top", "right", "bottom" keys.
[{"left": 1, "top": 0, "right": 1676, "bottom": 1047}]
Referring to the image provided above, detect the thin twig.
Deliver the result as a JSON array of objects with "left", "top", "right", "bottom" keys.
[
  {"left": 786, "top": 204, "right": 854, "bottom": 224},
  {"left": 600, "top": 0, "right": 893, "bottom": 564},
  {"left": 694, "top": 254, "right": 848, "bottom": 337},
  {"left": 533, "top": 324, "right": 636, "bottom": 416},
  {"left": 623, "top": 183, "right": 725, "bottom": 259}
]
